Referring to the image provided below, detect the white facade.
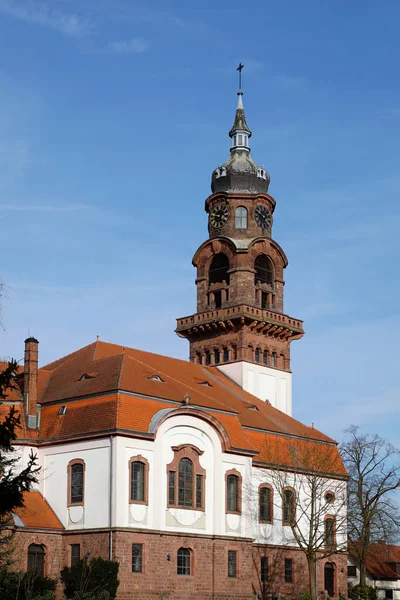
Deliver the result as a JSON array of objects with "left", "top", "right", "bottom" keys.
[
  {"left": 218, "top": 361, "right": 293, "bottom": 415},
  {"left": 20, "top": 411, "right": 345, "bottom": 551}
]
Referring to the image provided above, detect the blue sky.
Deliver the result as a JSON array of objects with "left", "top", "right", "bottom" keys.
[{"left": 0, "top": 0, "right": 399, "bottom": 447}]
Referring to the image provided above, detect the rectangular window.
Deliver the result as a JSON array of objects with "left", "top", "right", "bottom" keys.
[
  {"left": 132, "top": 544, "right": 143, "bottom": 573},
  {"left": 283, "top": 490, "right": 294, "bottom": 524},
  {"left": 227, "top": 474, "right": 239, "bottom": 512},
  {"left": 347, "top": 565, "right": 357, "bottom": 577},
  {"left": 70, "top": 464, "right": 84, "bottom": 504},
  {"left": 261, "top": 291, "right": 269, "bottom": 309},
  {"left": 70, "top": 544, "right": 80, "bottom": 567},
  {"left": 131, "top": 461, "right": 145, "bottom": 502},
  {"left": 261, "top": 556, "right": 269, "bottom": 583},
  {"left": 284, "top": 558, "right": 293, "bottom": 583},
  {"left": 325, "top": 518, "right": 335, "bottom": 551},
  {"left": 385, "top": 591, "right": 393, "bottom": 600},
  {"left": 214, "top": 290, "right": 222, "bottom": 309},
  {"left": 259, "top": 487, "right": 272, "bottom": 522},
  {"left": 196, "top": 474, "right": 203, "bottom": 509},
  {"left": 228, "top": 550, "right": 237, "bottom": 578},
  {"left": 177, "top": 549, "right": 191, "bottom": 576},
  {"left": 168, "top": 471, "right": 175, "bottom": 505},
  {"left": 178, "top": 460, "right": 193, "bottom": 507}
]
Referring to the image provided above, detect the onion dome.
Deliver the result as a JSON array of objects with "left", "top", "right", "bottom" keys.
[{"left": 211, "top": 89, "right": 270, "bottom": 194}]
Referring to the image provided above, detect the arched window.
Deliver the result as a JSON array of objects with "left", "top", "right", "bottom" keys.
[
  {"left": 271, "top": 352, "right": 277, "bottom": 368},
  {"left": 68, "top": 459, "right": 85, "bottom": 506},
  {"left": 223, "top": 347, "right": 229, "bottom": 362},
  {"left": 209, "top": 253, "right": 230, "bottom": 285},
  {"left": 205, "top": 350, "right": 211, "bottom": 366},
  {"left": 167, "top": 446, "right": 205, "bottom": 510},
  {"left": 254, "top": 254, "right": 273, "bottom": 285},
  {"left": 255, "top": 348, "right": 260, "bottom": 363},
  {"left": 178, "top": 458, "right": 193, "bottom": 507},
  {"left": 325, "top": 517, "right": 336, "bottom": 551},
  {"left": 226, "top": 471, "right": 241, "bottom": 513},
  {"left": 27, "top": 544, "right": 45, "bottom": 577},
  {"left": 177, "top": 547, "right": 191, "bottom": 576},
  {"left": 129, "top": 457, "right": 149, "bottom": 504},
  {"left": 259, "top": 485, "right": 273, "bottom": 523},
  {"left": 235, "top": 206, "right": 248, "bottom": 229},
  {"left": 263, "top": 350, "right": 268, "bottom": 366},
  {"left": 214, "top": 349, "right": 220, "bottom": 364},
  {"left": 282, "top": 488, "right": 295, "bottom": 525}
]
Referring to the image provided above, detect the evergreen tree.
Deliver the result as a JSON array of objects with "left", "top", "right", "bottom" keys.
[{"left": 0, "top": 360, "right": 40, "bottom": 565}]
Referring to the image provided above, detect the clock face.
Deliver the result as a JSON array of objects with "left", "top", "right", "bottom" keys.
[
  {"left": 254, "top": 204, "right": 271, "bottom": 229},
  {"left": 210, "top": 203, "right": 229, "bottom": 229}
]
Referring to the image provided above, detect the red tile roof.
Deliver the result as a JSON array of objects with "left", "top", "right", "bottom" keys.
[
  {"left": 1, "top": 340, "right": 345, "bottom": 476},
  {"left": 350, "top": 542, "right": 400, "bottom": 580},
  {"left": 13, "top": 491, "right": 63, "bottom": 530}
]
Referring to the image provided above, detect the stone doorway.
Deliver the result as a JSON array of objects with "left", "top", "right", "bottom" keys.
[{"left": 324, "top": 562, "right": 335, "bottom": 597}]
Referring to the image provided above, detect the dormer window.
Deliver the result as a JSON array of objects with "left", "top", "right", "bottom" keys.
[
  {"left": 215, "top": 166, "right": 227, "bottom": 179},
  {"left": 198, "top": 381, "right": 212, "bottom": 387},
  {"left": 257, "top": 167, "right": 267, "bottom": 180},
  {"left": 78, "top": 373, "right": 95, "bottom": 381},
  {"left": 146, "top": 375, "right": 165, "bottom": 382}
]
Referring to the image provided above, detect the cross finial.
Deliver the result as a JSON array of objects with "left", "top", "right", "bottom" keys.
[{"left": 236, "top": 62, "right": 244, "bottom": 92}]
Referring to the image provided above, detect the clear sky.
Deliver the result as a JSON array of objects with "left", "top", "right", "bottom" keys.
[{"left": 0, "top": 0, "right": 399, "bottom": 447}]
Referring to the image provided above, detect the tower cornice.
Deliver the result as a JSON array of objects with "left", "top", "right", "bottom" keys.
[{"left": 205, "top": 191, "right": 276, "bottom": 213}]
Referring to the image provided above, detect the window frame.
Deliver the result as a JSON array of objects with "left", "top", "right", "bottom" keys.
[
  {"left": 324, "top": 515, "right": 336, "bottom": 551},
  {"left": 235, "top": 206, "right": 248, "bottom": 229},
  {"left": 261, "top": 556, "right": 269, "bottom": 583},
  {"left": 27, "top": 543, "right": 46, "bottom": 577},
  {"left": 67, "top": 459, "right": 85, "bottom": 507},
  {"left": 254, "top": 254, "right": 274, "bottom": 285},
  {"left": 284, "top": 557, "right": 293, "bottom": 583},
  {"left": 70, "top": 543, "right": 80, "bottom": 567},
  {"left": 227, "top": 550, "right": 238, "bottom": 578},
  {"left": 225, "top": 469, "right": 242, "bottom": 514},
  {"left": 167, "top": 445, "right": 206, "bottom": 511},
  {"left": 129, "top": 455, "right": 149, "bottom": 505},
  {"left": 347, "top": 565, "right": 357, "bottom": 578},
  {"left": 177, "top": 547, "right": 192, "bottom": 576},
  {"left": 325, "top": 490, "right": 335, "bottom": 504},
  {"left": 259, "top": 484, "right": 273, "bottom": 523},
  {"left": 132, "top": 543, "right": 144, "bottom": 574},
  {"left": 282, "top": 487, "right": 296, "bottom": 526}
]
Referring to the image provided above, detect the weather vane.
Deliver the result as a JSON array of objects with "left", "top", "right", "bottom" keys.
[{"left": 237, "top": 62, "right": 244, "bottom": 91}]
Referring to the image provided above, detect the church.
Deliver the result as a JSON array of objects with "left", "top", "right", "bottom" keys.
[{"left": 1, "top": 76, "right": 348, "bottom": 599}]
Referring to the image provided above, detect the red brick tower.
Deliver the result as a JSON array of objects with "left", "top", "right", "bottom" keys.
[{"left": 176, "top": 74, "right": 304, "bottom": 414}]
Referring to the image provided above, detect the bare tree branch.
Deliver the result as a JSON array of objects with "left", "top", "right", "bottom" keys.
[{"left": 341, "top": 425, "right": 400, "bottom": 586}]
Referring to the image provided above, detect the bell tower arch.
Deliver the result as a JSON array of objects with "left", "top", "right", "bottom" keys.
[{"left": 176, "top": 69, "right": 304, "bottom": 415}]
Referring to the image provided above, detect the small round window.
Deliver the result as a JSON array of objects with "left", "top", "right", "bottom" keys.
[{"left": 325, "top": 491, "right": 335, "bottom": 504}]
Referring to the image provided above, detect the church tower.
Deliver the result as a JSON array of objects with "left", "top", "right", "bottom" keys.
[{"left": 176, "top": 71, "right": 304, "bottom": 415}]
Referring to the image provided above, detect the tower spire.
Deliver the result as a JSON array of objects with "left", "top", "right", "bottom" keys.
[{"left": 229, "top": 63, "right": 251, "bottom": 151}]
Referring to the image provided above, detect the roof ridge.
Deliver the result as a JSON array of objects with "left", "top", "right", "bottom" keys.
[
  {"left": 116, "top": 351, "right": 125, "bottom": 390},
  {"left": 41, "top": 342, "right": 96, "bottom": 371}
]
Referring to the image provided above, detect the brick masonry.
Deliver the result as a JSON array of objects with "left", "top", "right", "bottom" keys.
[{"left": 11, "top": 529, "right": 348, "bottom": 600}]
